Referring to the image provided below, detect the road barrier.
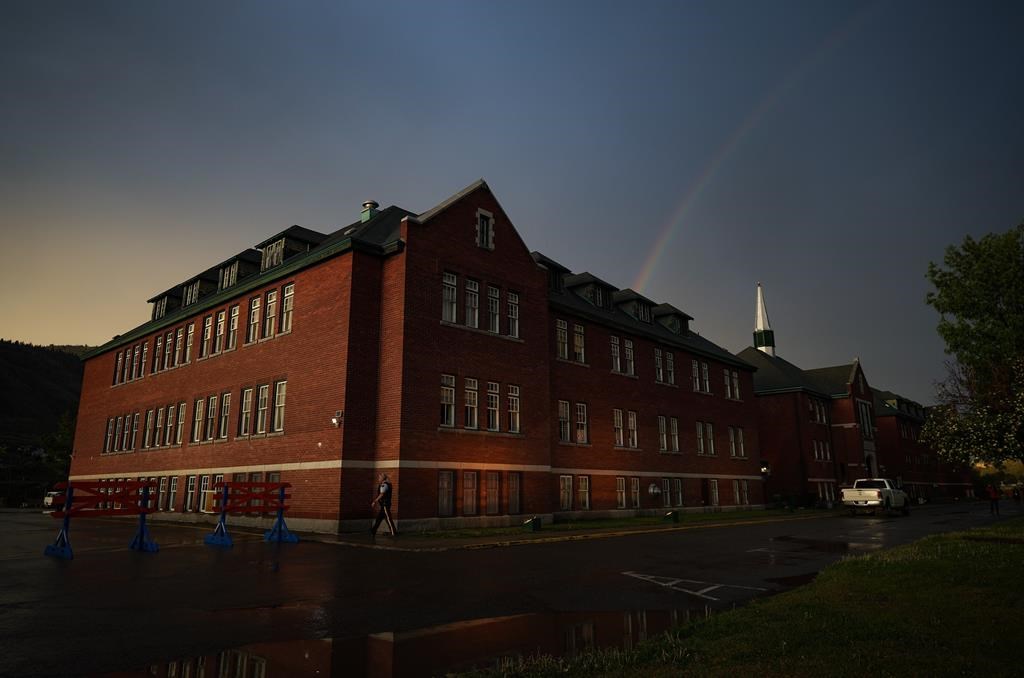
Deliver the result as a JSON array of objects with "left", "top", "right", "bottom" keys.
[
  {"left": 44, "top": 479, "right": 159, "bottom": 560},
  {"left": 204, "top": 481, "right": 298, "bottom": 547}
]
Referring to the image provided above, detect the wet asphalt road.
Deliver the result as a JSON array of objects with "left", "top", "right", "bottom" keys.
[{"left": 0, "top": 501, "right": 1013, "bottom": 676}]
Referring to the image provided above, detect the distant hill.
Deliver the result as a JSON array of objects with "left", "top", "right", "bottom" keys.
[{"left": 0, "top": 340, "right": 88, "bottom": 449}]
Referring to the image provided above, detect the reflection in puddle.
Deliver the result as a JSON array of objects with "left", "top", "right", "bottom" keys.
[{"left": 104, "top": 609, "right": 684, "bottom": 677}]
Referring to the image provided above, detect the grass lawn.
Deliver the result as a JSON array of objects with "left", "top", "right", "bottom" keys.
[{"left": 470, "top": 515, "right": 1024, "bottom": 677}]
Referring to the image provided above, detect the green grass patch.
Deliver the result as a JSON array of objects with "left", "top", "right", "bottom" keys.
[
  {"left": 417, "top": 509, "right": 813, "bottom": 539},
  {"left": 465, "top": 516, "right": 1024, "bottom": 677}
]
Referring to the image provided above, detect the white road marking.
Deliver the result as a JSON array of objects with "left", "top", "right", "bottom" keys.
[{"left": 623, "top": 571, "right": 768, "bottom": 601}]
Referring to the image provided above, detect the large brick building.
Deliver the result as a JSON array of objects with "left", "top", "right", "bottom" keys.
[
  {"left": 737, "top": 284, "right": 971, "bottom": 505},
  {"left": 70, "top": 180, "right": 765, "bottom": 532}
]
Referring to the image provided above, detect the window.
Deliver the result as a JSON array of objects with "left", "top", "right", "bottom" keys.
[
  {"left": 205, "top": 396, "right": 217, "bottom": 442},
  {"left": 183, "top": 280, "right": 200, "bottom": 306},
  {"left": 130, "top": 413, "right": 139, "bottom": 450},
  {"left": 219, "top": 393, "right": 231, "bottom": 439},
  {"left": 113, "top": 415, "right": 123, "bottom": 451},
  {"left": 200, "top": 316, "right": 212, "bottom": 358},
  {"left": 486, "top": 382, "right": 499, "bottom": 431},
  {"left": 693, "top": 360, "right": 710, "bottom": 392},
  {"left": 143, "top": 410, "right": 154, "bottom": 449},
  {"left": 438, "top": 471, "right": 454, "bottom": 516},
  {"left": 507, "top": 292, "right": 519, "bottom": 338},
  {"left": 199, "top": 475, "right": 211, "bottom": 512},
  {"left": 272, "top": 381, "right": 286, "bottom": 432},
  {"left": 463, "top": 471, "right": 478, "bottom": 515},
  {"left": 558, "top": 400, "right": 571, "bottom": 442},
  {"left": 666, "top": 352, "right": 675, "bottom": 384},
  {"left": 264, "top": 290, "right": 278, "bottom": 338},
  {"left": 164, "top": 405, "right": 175, "bottom": 446},
  {"left": 132, "top": 346, "right": 141, "bottom": 379},
  {"left": 168, "top": 477, "right": 178, "bottom": 511},
  {"left": 673, "top": 478, "right": 683, "bottom": 506},
  {"left": 192, "top": 399, "right": 203, "bottom": 442},
  {"left": 219, "top": 261, "right": 238, "bottom": 290},
  {"left": 697, "top": 421, "right": 715, "bottom": 455},
  {"left": 239, "top": 388, "right": 253, "bottom": 436},
  {"left": 153, "top": 336, "right": 163, "bottom": 373},
  {"left": 281, "top": 284, "right": 294, "bottom": 333},
  {"left": 464, "top": 378, "right": 478, "bottom": 429},
  {"left": 708, "top": 479, "right": 719, "bottom": 506},
  {"left": 507, "top": 385, "right": 520, "bottom": 433},
  {"left": 486, "top": 471, "right": 500, "bottom": 514},
  {"left": 185, "top": 475, "right": 197, "bottom": 512},
  {"left": 261, "top": 238, "right": 285, "bottom": 270},
  {"left": 613, "top": 409, "right": 624, "bottom": 446},
  {"left": 655, "top": 349, "right": 664, "bottom": 382},
  {"left": 488, "top": 286, "right": 500, "bottom": 333},
  {"left": 476, "top": 210, "right": 494, "bottom": 249},
  {"left": 214, "top": 311, "right": 226, "bottom": 353},
  {"left": 724, "top": 369, "right": 732, "bottom": 399},
  {"left": 163, "top": 331, "right": 173, "bottom": 370},
  {"left": 153, "top": 409, "right": 163, "bottom": 447},
  {"left": 247, "top": 297, "right": 261, "bottom": 343},
  {"left": 559, "top": 475, "right": 572, "bottom": 510},
  {"left": 627, "top": 410, "right": 638, "bottom": 448},
  {"left": 593, "top": 286, "right": 604, "bottom": 308},
  {"left": 637, "top": 303, "right": 651, "bottom": 323},
  {"left": 184, "top": 324, "right": 194, "bottom": 363},
  {"left": 573, "top": 324, "right": 585, "bottom": 362},
  {"left": 729, "top": 427, "right": 745, "bottom": 458},
  {"left": 624, "top": 340, "right": 635, "bottom": 375},
  {"left": 610, "top": 336, "right": 621, "bottom": 372},
  {"left": 858, "top": 400, "right": 874, "bottom": 439},
  {"left": 575, "top": 403, "right": 588, "bottom": 443},
  {"left": 631, "top": 477, "right": 640, "bottom": 508},
  {"left": 658, "top": 415, "right": 667, "bottom": 451},
  {"left": 702, "top": 362, "right": 710, "bottom": 392},
  {"left": 114, "top": 352, "right": 123, "bottom": 386},
  {"left": 153, "top": 296, "right": 167, "bottom": 320},
  {"left": 577, "top": 476, "right": 590, "bottom": 510},
  {"left": 123, "top": 349, "right": 132, "bottom": 383},
  {"left": 227, "top": 305, "right": 239, "bottom": 350},
  {"left": 442, "top": 272, "right": 457, "bottom": 323},
  {"left": 556, "top": 320, "right": 568, "bottom": 360},
  {"left": 140, "top": 342, "right": 149, "bottom": 375},
  {"left": 176, "top": 402, "right": 186, "bottom": 444},
  {"left": 616, "top": 477, "right": 626, "bottom": 508},
  {"left": 731, "top": 371, "right": 740, "bottom": 400},
  {"left": 440, "top": 374, "right": 455, "bottom": 427},
  {"left": 670, "top": 417, "right": 679, "bottom": 452},
  {"left": 508, "top": 472, "right": 521, "bottom": 514},
  {"left": 158, "top": 477, "right": 168, "bottom": 511},
  {"left": 465, "top": 280, "right": 479, "bottom": 329},
  {"left": 256, "top": 385, "right": 269, "bottom": 434},
  {"left": 174, "top": 329, "right": 183, "bottom": 366}
]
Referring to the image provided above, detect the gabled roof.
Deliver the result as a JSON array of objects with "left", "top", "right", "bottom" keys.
[
  {"left": 531, "top": 251, "right": 571, "bottom": 273},
  {"left": 254, "top": 225, "right": 329, "bottom": 250},
  {"left": 564, "top": 272, "right": 617, "bottom": 290},
  {"left": 804, "top": 362, "right": 858, "bottom": 397},
  {"left": 416, "top": 178, "right": 488, "bottom": 224},
  {"left": 612, "top": 288, "right": 656, "bottom": 306},
  {"left": 736, "top": 347, "right": 831, "bottom": 397},
  {"left": 653, "top": 303, "right": 693, "bottom": 321}
]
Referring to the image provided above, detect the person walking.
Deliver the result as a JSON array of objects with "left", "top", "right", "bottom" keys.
[
  {"left": 986, "top": 483, "right": 1000, "bottom": 517},
  {"left": 370, "top": 473, "right": 397, "bottom": 536}
]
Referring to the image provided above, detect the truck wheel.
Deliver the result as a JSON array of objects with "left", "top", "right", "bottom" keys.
[{"left": 883, "top": 500, "right": 891, "bottom": 515}]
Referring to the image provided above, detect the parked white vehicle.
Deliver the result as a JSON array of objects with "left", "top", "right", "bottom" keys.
[{"left": 840, "top": 478, "right": 911, "bottom": 516}]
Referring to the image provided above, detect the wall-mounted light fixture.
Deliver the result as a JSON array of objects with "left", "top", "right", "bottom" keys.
[
  {"left": 647, "top": 482, "right": 661, "bottom": 497},
  {"left": 331, "top": 411, "right": 344, "bottom": 427},
  {"left": 759, "top": 461, "right": 771, "bottom": 477}
]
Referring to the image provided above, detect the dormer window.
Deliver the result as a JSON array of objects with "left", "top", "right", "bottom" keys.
[
  {"left": 593, "top": 287, "right": 604, "bottom": 308},
  {"left": 476, "top": 209, "right": 494, "bottom": 250},
  {"left": 636, "top": 303, "right": 651, "bottom": 323},
  {"left": 153, "top": 296, "right": 168, "bottom": 320},
  {"left": 182, "top": 280, "right": 201, "bottom": 306},
  {"left": 262, "top": 238, "right": 285, "bottom": 271},
  {"left": 219, "top": 262, "right": 239, "bottom": 290}
]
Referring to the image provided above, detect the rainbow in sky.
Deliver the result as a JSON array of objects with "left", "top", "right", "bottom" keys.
[{"left": 632, "top": 3, "right": 878, "bottom": 294}]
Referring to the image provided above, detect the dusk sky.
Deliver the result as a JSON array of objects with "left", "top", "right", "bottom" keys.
[{"left": 2, "top": 0, "right": 1021, "bottom": 405}]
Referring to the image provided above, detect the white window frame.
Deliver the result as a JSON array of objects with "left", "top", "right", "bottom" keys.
[
  {"left": 486, "top": 381, "right": 500, "bottom": 431},
  {"left": 247, "top": 297, "right": 261, "bottom": 343},
  {"left": 627, "top": 410, "right": 638, "bottom": 448},
  {"left": 575, "top": 403, "right": 588, "bottom": 444},
  {"left": 239, "top": 388, "right": 253, "bottom": 436},
  {"left": 670, "top": 417, "right": 679, "bottom": 451},
  {"left": 442, "top": 272, "right": 458, "bottom": 323},
  {"left": 281, "top": 284, "right": 294, "bottom": 333},
  {"left": 507, "top": 291, "right": 519, "bottom": 338},
  {"left": 558, "top": 400, "right": 571, "bottom": 442},
  {"left": 577, "top": 476, "right": 590, "bottom": 510},
  {"left": 507, "top": 384, "right": 520, "bottom": 433},
  {"left": 272, "top": 380, "right": 286, "bottom": 432},
  {"left": 487, "top": 286, "right": 500, "bottom": 333},
  {"left": 264, "top": 289, "right": 278, "bottom": 338},
  {"left": 256, "top": 384, "right": 269, "bottom": 434},
  {"left": 465, "top": 280, "right": 479, "bottom": 329},
  {"left": 441, "top": 374, "right": 455, "bottom": 427},
  {"left": 559, "top": 475, "right": 572, "bottom": 511},
  {"left": 616, "top": 477, "right": 626, "bottom": 509},
  {"left": 613, "top": 408, "right": 624, "bottom": 447},
  {"left": 573, "top": 323, "right": 585, "bottom": 363},
  {"left": 556, "top": 319, "right": 568, "bottom": 360},
  {"left": 464, "top": 377, "right": 478, "bottom": 429},
  {"left": 658, "top": 415, "right": 667, "bottom": 451},
  {"left": 475, "top": 209, "right": 494, "bottom": 250},
  {"left": 655, "top": 348, "right": 663, "bottom": 383},
  {"left": 610, "top": 336, "right": 621, "bottom": 372},
  {"left": 630, "top": 477, "right": 640, "bottom": 508},
  {"left": 624, "top": 339, "right": 635, "bottom": 375}
]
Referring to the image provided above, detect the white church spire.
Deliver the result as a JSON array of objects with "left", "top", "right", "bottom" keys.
[{"left": 754, "top": 282, "right": 776, "bottom": 356}]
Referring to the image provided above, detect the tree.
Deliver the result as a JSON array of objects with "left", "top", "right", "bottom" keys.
[{"left": 921, "top": 223, "right": 1024, "bottom": 465}]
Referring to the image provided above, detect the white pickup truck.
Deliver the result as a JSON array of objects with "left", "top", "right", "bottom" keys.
[{"left": 840, "top": 478, "right": 911, "bottom": 516}]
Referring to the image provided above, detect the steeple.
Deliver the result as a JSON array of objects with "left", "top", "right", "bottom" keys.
[{"left": 754, "top": 282, "right": 775, "bottom": 356}]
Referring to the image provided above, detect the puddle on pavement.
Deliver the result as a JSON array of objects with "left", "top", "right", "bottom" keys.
[{"left": 101, "top": 609, "right": 689, "bottom": 677}]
